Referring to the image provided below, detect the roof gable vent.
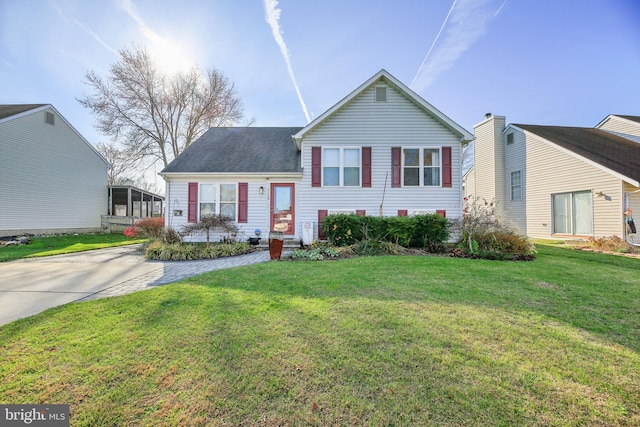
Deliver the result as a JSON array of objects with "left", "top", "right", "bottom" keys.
[
  {"left": 45, "top": 111, "right": 55, "bottom": 126},
  {"left": 375, "top": 86, "right": 387, "bottom": 102}
]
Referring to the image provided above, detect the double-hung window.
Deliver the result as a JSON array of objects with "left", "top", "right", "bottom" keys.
[
  {"left": 323, "top": 147, "right": 361, "bottom": 186},
  {"left": 199, "top": 183, "right": 237, "bottom": 220},
  {"left": 403, "top": 148, "right": 441, "bottom": 186},
  {"left": 510, "top": 170, "right": 522, "bottom": 201}
]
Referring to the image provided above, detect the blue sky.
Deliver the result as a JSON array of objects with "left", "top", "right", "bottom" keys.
[{"left": 2, "top": 0, "right": 639, "bottom": 148}]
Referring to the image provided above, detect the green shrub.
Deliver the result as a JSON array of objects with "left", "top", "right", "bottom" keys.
[
  {"left": 322, "top": 213, "right": 450, "bottom": 250},
  {"left": 385, "top": 216, "right": 415, "bottom": 247},
  {"left": 360, "top": 216, "right": 388, "bottom": 241},
  {"left": 413, "top": 214, "right": 450, "bottom": 251},
  {"left": 322, "top": 214, "right": 363, "bottom": 246}
]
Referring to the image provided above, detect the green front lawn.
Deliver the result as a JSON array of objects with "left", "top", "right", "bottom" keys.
[
  {"left": 0, "top": 233, "right": 146, "bottom": 262},
  {"left": 1, "top": 245, "right": 638, "bottom": 425}
]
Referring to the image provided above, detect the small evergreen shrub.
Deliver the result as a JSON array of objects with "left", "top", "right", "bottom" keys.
[
  {"left": 413, "top": 214, "right": 450, "bottom": 251},
  {"left": 385, "top": 216, "right": 415, "bottom": 247},
  {"left": 322, "top": 214, "right": 363, "bottom": 246}
]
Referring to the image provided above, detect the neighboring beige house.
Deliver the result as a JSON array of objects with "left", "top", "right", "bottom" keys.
[
  {"left": 465, "top": 114, "right": 640, "bottom": 241},
  {"left": 0, "top": 104, "right": 110, "bottom": 237},
  {"left": 160, "top": 70, "right": 473, "bottom": 242}
]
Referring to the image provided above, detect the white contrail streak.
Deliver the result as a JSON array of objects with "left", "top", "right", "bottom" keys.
[
  {"left": 411, "top": 0, "right": 504, "bottom": 93},
  {"left": 411, "top": 0, "right": 458, "bottom": 88},
  {"left": 495, "top": 0, "right": 509, "bottom": 16},
  {"left": 263, "top": 0, "right": 312, "bottom": 123}
]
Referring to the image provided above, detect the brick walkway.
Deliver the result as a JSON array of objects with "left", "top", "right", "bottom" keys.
[{"left": 78, "top": 249, "right": 278, "bottom": 301}]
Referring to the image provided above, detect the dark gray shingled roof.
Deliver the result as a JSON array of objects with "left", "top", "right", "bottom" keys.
[
  {"left": 514, "top": 124, "right": 640, "bottom": 182},
  {"left": 614, "top": 115, "right": 640, "bottom": 124},
  {"left": 0, "top": 104, "right": 46, "bottom": 120},
  {"left": 161, "top": 127, "right": 304, "bottom": 174}
]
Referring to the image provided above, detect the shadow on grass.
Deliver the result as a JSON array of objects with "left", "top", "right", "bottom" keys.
[{"left": 181, "top": 244, "right": 640, "bottom": 354}]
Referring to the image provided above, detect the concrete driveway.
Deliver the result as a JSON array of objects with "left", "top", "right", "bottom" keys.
[{"left": 0, "top": 245, "right": 272, "bottom": 326}]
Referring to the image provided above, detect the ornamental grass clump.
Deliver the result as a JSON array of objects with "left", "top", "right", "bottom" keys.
[{"left": 144, "top": 241, "right": 252, "bottom": 261}]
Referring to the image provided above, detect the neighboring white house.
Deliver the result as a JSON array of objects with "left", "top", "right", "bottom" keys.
[
  {"left": 0, "top": 104, "right": 110, "bottom": 237},
  {"left": 160, "top": 69, "right": 473, "bottom": 242},
  {"left": 465, "top": 113, "right": 640, "bottom": 241}
]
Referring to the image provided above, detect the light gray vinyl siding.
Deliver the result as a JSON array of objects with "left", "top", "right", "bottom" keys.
[
  {"left": 164, "top": 177, "right": 302, "bottom": 242},
  {"left": 503, "top": 129, "right": 526, "bottom": 233},
  {"left": 524, "top": 132, "right": 624, "bottom": 238},
  {"left": 297, "top": 83, "right": 464, "bottom": 239},
  {"left": 0, "top": 107, "right": 108, "bottom": 236}
]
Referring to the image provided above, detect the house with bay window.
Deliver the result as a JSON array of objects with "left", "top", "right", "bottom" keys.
[
  {"left": 160, "top": 69, "right": 473, "bottom": 242},
  {"left": 465, "top": 114, "right": 640, "bottom": 241}
]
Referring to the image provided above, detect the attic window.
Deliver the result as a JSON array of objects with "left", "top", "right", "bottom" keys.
[
  {"left": 45, "top": 111, "right": 55, "bottom": 126},
  {"left": 375, "top": 86, "right": 387, "bottom": 102},
  {"left": 506, "top": 133, "right": 514, "bottom": 145}
]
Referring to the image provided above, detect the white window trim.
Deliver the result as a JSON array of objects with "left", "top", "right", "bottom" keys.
[
  {"left": 551, "top": 190, "right": 593, "bottom": 235},
  {"left": 510, "top": 170, "right": 523, "bottom": 201},
  {"left": 199, "top": 183, "right": 237, "bottom": 221},
  {"left": 322, "top": 147, "right": 361, "bottom": 187},
  {"left": 401, "top": 147, "right": 442, "bottom": 187}
]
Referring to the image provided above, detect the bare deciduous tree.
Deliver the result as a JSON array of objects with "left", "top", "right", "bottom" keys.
[
  {"left": 96, "top": 141, "right": 144, "bottom": 186},
  {"left": 79, "top": 45, "right": 244, "bottom": 167}
]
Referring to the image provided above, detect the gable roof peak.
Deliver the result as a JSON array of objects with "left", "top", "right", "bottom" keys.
[{"left": 293, "top": 69, "right": 472, "bottom": 147}]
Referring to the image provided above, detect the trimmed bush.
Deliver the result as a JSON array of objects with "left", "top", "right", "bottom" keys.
[
  {"left": 322, "top": 214, "right": 363, "bottom": 246},
  {"left": 322, "top": 213, "right": 450, "bottom": 250}
]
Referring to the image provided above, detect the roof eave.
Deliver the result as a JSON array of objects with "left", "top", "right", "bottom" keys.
[{"left": 159, "top": 171, "right": 303, "bottom": 179}]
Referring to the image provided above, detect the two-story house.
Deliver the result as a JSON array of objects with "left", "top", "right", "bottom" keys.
[
  {"left": 160, "top": 70, "right": 473, "bottom": 242},
  {"left": 465, "top": 114, "right": 640, "bottom": 242}
]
